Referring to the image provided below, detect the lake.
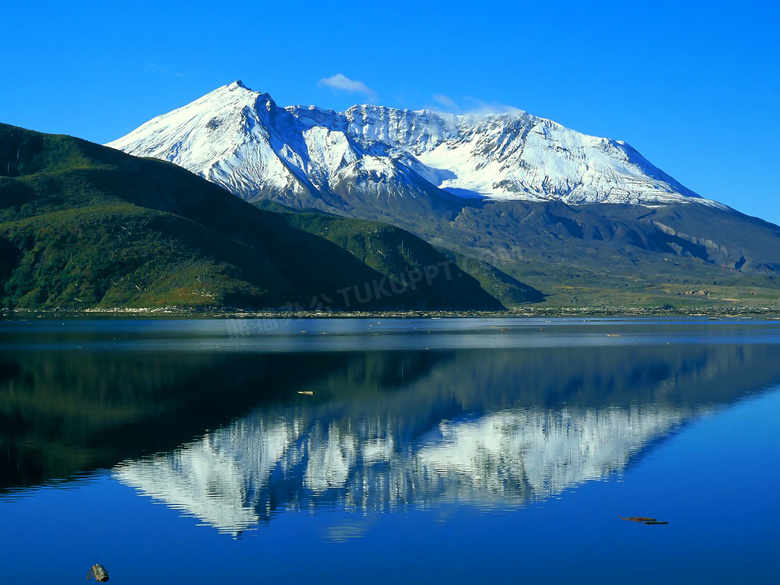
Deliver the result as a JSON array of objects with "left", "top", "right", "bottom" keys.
[{"left": 1, "top": 317, "right": 779, "bottom": 584}]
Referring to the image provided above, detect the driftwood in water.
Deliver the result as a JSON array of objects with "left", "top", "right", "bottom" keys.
[
  {"left": 620, "top": 516, "right": 668, "bottom": 525},
  {"left": 87, "top": 564, "right": 109, "bottom": 582},
  {"left": 620, "top": 516, "right": 657, "bottom": 523}
]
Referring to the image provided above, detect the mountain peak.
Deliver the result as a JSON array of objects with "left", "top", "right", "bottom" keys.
[{"left": 108, "top": 83, "right": 725, "bottom": 210}]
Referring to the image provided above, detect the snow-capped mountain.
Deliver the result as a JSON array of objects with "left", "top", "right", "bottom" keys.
[
  {"left": 108, "top": 81, "right": 722, "bottom": 211},
  {"left": 107, "top": 82, "right": 780, "bottom": 290}
]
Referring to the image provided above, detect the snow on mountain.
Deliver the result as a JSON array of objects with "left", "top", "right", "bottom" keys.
[
  {"left": 107, "top": 81, "right": 725, "bottom": 210},
  {"left": 108, "top": 81, "right": 312, "bottom": 201},
  {"left": 114, "top": 402, "right": 703, "bottom": 536}
]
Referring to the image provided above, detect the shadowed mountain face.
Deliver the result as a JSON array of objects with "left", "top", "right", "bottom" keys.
[
  {"left": 424, "top": 199, "right": 780, "bottom": 306},
  {"left": 3, "top": 320, "right": 780, "bottom": 535}
]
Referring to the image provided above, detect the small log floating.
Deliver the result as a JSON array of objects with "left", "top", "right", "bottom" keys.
[
  {"left": 619, "top": 516, "right": 668, "bottom": 525},
  {"left": 620, "top": 516, "right": 656, "bottom": 522}
]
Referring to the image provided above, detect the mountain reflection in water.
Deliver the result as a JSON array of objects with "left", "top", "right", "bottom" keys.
[
  {"left": 3, "top": 319, "right": 780, "bottom": 538},
  {"left": 100, "top": 331, "right": 780, "bottom": 537},
  {"left": 116, "top": 402, "right": 698, "bottom": 536}
]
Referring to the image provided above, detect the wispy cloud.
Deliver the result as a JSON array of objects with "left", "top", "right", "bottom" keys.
[
  {"left": 144, "top": 63, "right": 190, "bottom": 78},
  {"left": 461, "top": 97, "right": 526, "bottom": 117},
  {"left": 319, "top": 73, "right": 377, "bottom": 102},
  {"left": 432, "top": 94, "right": 461, "bottom": 113},
  {"left": 429, "top": 94, "right": 525, "bottom": 118}
]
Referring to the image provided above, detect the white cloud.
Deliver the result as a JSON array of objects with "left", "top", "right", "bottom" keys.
[
  {"left": 432, "top": 94, "right": 461, "bottom": 112},
  {"left": 319, "top": 73, "right": 377, "bottom": 102},
  {"left": 429, "top": 95, "right": 525, "bottom": 118},
  {"left": 461, "top": 97, "right": 527, "bottom": 117}
]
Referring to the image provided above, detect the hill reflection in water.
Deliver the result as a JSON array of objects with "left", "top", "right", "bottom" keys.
[{"left": 102, "top": 323, "right": 780, "bottom": 536}]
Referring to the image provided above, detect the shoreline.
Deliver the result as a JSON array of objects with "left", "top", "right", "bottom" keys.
[{"left": 2, "top": 305, "right": 779, "bottom": 320}]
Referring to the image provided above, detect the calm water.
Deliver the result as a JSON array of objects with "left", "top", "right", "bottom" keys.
[{"left": 1, "top": 317, "right": 779, "bottom": 584}]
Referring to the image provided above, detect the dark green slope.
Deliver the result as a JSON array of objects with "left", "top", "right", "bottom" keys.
[
  {"left": 0, "top": 123, "right": 507, "bottom": 311},
  {"left": 256, "top": 200, "right": 544, "bottom": 306}
]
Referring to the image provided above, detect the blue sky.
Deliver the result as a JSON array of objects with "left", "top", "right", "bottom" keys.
[{"left": 2, "top": 0, "right": 778, "bottom": 225}]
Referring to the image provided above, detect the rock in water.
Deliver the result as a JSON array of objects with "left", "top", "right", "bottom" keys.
[{"left": 87, "top": 564, "right": 109, "bottom": 582}]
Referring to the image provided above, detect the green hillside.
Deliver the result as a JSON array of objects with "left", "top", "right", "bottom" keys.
[
  {"left": 0, "top": 123, "right": 518, "bottom": 311},
  {"left": 255, "top": 200, "right": 544, "bottom": 306}
]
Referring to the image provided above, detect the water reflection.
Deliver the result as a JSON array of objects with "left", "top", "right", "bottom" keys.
[
  {"left": 106, "top": 340, "right": 780, "bottom": 536},
  {"left": 0, "top": 350, "right": 347, "bottom": 491},
  {"left": 116, "top": 402, "right": 701, "bottom": 536},
  {"left": 2, "top": 319, "right": 780, "bottom": 585},
  {"left": 3, "top": 320, "right": 780, "bottom": 535}
]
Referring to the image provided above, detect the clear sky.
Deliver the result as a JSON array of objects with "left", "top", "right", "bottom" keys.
[{"left": 2, "top": 0, "right": 778, "bottom": 225}]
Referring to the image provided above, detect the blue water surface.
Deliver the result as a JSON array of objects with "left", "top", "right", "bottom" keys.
[{"left": 0, "top": 317, "right": 778, "bottom": 584}]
